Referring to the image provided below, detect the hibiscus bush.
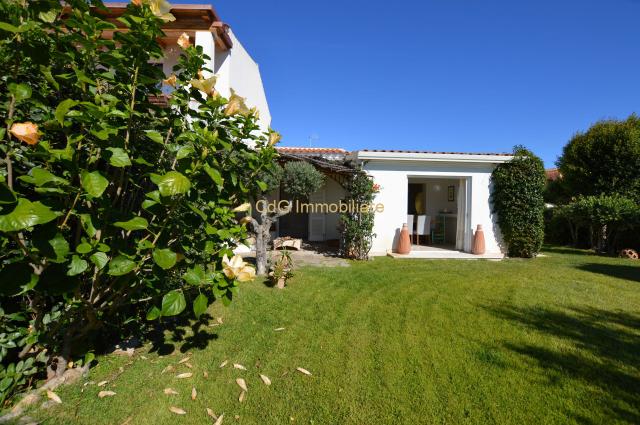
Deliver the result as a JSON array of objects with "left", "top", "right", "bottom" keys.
[{"left": 0, "top": 0, "right": 277, "bottom": 404}]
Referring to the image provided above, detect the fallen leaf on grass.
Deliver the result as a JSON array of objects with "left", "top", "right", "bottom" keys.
[
  {"left": 206, "top": 408, "right": 216, "bottom": 418},
  {"left": 46, "top": 390, "right": 62, "bottom": 404},
  {"left": 178, "top": 357, "right": 191, "bottom": 364},
  {"left": 238, "top": 391, "right": 246, "bottom": 403},
  {"left": 176, "top": 372, "right": 193, "bottom": 379},
  {"left": 259, "top": 374, "right": 271, "bottom": 386},
  {"left": 236, "top": 378, "right": 247, "bottom": 392},
  {"left": 164, "top": 388, "right": 178, "bottom": 395},
  {"left": 274, "top": 327, "right": 285, "bottom": 331},
  {"left": 219, "top": 360, "right": 228, "bottom": 368},
  {"left": 161, "top": 365, "right": 174, "bottom": 374},
  {"left": 98, "top": 390, "right": 116, "bottom": 398},
  {"left": 216, "top": 317, "right": 223, "bottom": 324},
  {"left": 213, "top": 413, "right": 224, "bottom": 425},
  {"left": 140, "top": 355, "right": 148, "bottom": 360},
  {"left": 97, "top": 381, "right": 108, "bottom": 387},
  {"left": 191, "top": 387, "right": 197, "bottom": 400},
  {"left": 203, "top": 371, "right": 209, "bottom": 378},
  {"left": 296, "top": 367, "right": 312, "bottom": 376},
  {"left": 184, "top": 362, "right": 193, "bottom": 369},
  {"left": 233, "top": 363, "right": 246, "bottom": 370},
  {"left": 170, "top": 406, "right": 186, "bottom": 415}
]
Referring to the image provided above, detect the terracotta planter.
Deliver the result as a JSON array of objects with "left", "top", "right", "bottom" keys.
[
  {"left": 396, "top": 223, "right": 411, "bottom": 254},
  {"left": 472, "top": 224, "right": 485, "bottom": 255},
  {"left": 276, "top": 277, "right": 286, "bottom": 289}
]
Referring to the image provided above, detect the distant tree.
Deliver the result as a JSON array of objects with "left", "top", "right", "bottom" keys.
[
  {"left": 491, "top": 146, "right": 546, "bottom": 257},
  {"left": 249, "top": 161, "right": 324, "bottom": 275},
  {"left": 557, "top": 115, "right": 640, "bottom": 202}
]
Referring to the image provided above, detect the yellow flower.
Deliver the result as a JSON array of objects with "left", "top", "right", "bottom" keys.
[
  {"left": 177, "top": 32, "right": 190, "bottom": 49},
  {"left": 224, "top": 89, "right": 250, "bottom": 116},
  {"left": 189, "top": 76, "right": 218, "bottom": 97},
  {"left": 222, "top": 254, "right": 255, "bottom": 282},
  {"left": 268, "top": 130, "right": 281, "bottom": 146},
  {"left": 163, "top": 74, "right": 177, "bottom": 87},
  {"left": 9, "top": 122, "right": 39, "bottom": 145},
  {"left": 232, "top": 202, "right": 251, "bottom": 213},
  {"left": 148, "top": 0, "right": 175, "bottom": 22}
]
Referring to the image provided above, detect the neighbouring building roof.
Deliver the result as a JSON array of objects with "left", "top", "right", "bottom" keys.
[
  {"left": 546, "top": 168, "right": 561, "bottom": 181},
  {"left": 277, "top": 147, "right": 348, "bottom": 162},
  {"left": 97, "top": 2, "right": 233, "bottom": 50},
  {"left": 352, "top": 149, "right": 513, "bottom": 164},
  {"left": 359, "top": 149, "right": 512, "bottom": 156}
]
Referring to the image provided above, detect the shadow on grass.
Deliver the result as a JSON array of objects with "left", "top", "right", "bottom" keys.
[
  {"left": 542, "top": 245, "right": 595, "bottom": 256},
  {"left": 484, "top": 304, "right": 640, "bottom": 423},
  {"left": 577, "top": 263, "right": 640, "bottom": 283},
  {"left": 146, "top": 313, "right": 219, "bottom": 355}
]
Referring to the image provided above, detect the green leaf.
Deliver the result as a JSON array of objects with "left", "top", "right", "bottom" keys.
[
  {"left": 81, "top": 171, "right": 109, "bottom": 197},
  {"left": 76, "top": 242, "right": 92, "bottom": 254},
  {"left": 161, "top": 290, "right": 186, "bottom": 317},
  {"left": 49, "top": 233, "right": 70, "bottom": 261},
  {"left": 193, "top": 293, "right": 208, "bottom": 318},
  {"left": 146, "top": 306, "right": 161, "bottom": 321},
  {"left": 145, "top": 130, "right": 164, "bottom": 144},
  {"left": 152, "top": 248, "right": 177, "bottom": 270},
  {"left": 79, "top": 214, "right": 97, "bottom": 238},
  {"left": 175, "top": 145, "right": 195, "bottom": 160},
  {"left": 0, "top": 22, "right": 20, "bottom": 33},
  {"left": 113, "top": 216, "right": 148, "bottom": 231},
  {"left": 107, "top": 256, "right": 136, "bottom": 276},
  {"left": 40, "top": 66, "right": 60, "bottom": 90},
  {"left": 67, "top": 255, "right": 88, "bottom": 276},
  {"left": 84, "top": 352, "right": 95, "bottom": 367},
  {"left": 0, "top": 182, "right": 17, "bottom": 205},
  {"left": 8, "top": 83, "right": 31, "bottom": 102},
  {"left": 89, "top": 252, "right": 109, "bottom": 270},
  {"left": 183, "top": 265, "right": 205, "bottom": 285},
  {"left": 203, "top": 164, "right": 223, "bottom": 187},
  {"left": 106, "top": 147, "right": 131, "bottom": 167},
  {"left": 257, "top": 180, "right": 268, "bottom": 191},
  {"left": 54, "top": 99, "right": 78, "bottom": 125},
  {"left": 0, "top": 199, "right": 59, "bottom": 232},
  {"left": 153, "top": 171, "right": 191, "bottom": 197},
  {"left": 19, "top": 168, "right": 69, "bottom": 187}
]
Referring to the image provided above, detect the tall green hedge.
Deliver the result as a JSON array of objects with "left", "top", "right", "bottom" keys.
[{"left": 491, "top": 147, "right": 546, "bottom": 257}]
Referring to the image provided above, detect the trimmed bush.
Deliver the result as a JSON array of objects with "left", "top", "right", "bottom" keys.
[{"left": 491, "top": 147, "right": 546, "bottom": 257}]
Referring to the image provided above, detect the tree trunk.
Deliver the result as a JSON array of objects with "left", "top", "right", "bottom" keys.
[{"left": 250, "top": 198, "right": 292, "bottom": 276}]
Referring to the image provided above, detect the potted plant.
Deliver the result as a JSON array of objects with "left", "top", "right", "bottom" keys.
[{"left": 269, "top": 249, "right": 294, "bottom": 289}]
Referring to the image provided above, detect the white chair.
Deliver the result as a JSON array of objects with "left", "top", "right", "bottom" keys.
[
  {"left": 407, "top": 214, "right": 414, "bottom": 244},
  {"left": 416, "top": 215, "right": 431, "bottom": 245}
]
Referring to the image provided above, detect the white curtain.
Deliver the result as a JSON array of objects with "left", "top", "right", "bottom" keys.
[{"left": 456, "top": 179, "right": 466, "bottom": 251}]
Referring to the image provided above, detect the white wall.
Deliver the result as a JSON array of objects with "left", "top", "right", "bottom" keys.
[
  {"left": 159, "top": 30, "right": 271, "bottom": 132},
  {"left": 362, "top": 160, "right": 503, "bottom": 255}
]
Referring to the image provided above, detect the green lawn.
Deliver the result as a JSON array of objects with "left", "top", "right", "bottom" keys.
[{"left": 30, "top": 248, "right": 640, "bottom": 424}]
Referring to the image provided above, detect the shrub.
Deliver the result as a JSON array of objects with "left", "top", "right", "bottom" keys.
[
  {"left": 340, "top": 172, "right": 377, "bottom": 260},
  {"left": 554, "top": 194, "right": 639, "bottom": 253},
  {"left": 557, "top": 115, "right": 640, "bottom": 203},
  {"left": 491, "top": 146, "right": 546, "bottom": 258},
  {"left": 281, "top": 161, "right": 325, "bottom": 199},
  {"left": 0, "top": 0, "right": 277, "bottom": 403}
]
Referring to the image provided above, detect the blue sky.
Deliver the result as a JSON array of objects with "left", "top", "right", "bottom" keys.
[{"left": 175, "top": 0, "right": 640, "bottom": 166}]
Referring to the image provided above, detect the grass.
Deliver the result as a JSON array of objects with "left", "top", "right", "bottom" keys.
[{"left": 28, "top": 247, "right": 640, "bottom": 424}]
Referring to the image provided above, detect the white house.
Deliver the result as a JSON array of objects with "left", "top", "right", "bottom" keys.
[
  {"left": 101, "top": 3, "right": 271, "bottom": 131},
  {"left": 275, "top": 147, "right": 513, "bottom": 258}
]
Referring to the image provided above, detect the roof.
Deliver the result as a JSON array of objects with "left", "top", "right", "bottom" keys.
[
  {"left": 360, "top": 149, "right": 512, "bottom": 156},
  {"left": 97, "top": 3, "right": 232, "bottom": 50},
  {"left": 276, "top": 147, "right": 348, "bottom": 155},
  {"left": 546, "top": 168, "right": 561, "bottom": 181},
  {"left": 353, "top": 149, "right": 513, "bottom": 164}
]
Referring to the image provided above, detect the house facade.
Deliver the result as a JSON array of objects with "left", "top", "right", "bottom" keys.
[
  {"left": 101, "top": 3, "right": 271, "bottom": 131},
  {"left": 275, "top": 147, "right": 513, "bottom": 258}
]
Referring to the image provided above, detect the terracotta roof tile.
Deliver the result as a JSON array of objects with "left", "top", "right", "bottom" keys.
[
  {"left": 546, "top": 168, "right": 562, "bottom": 181},
  {"left": 277, "top": 147, "right": 347, "bottom": 154}
]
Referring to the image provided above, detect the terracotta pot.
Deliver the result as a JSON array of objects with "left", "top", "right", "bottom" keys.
[
  {"left": 472, "top": 224, "right": 485, "bottom": 255},
  {"left": 396, "top": 223, "right": 411, "bottom": 254},
  {"left": 276, "top": 277, "right": 286, "bottom": 289}
]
